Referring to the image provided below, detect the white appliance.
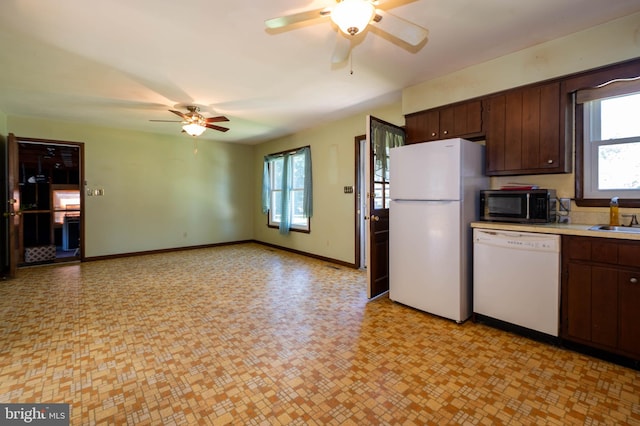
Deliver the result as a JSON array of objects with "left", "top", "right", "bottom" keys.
[
  {"left": 389, "top": 138, "right": 488, "bottom": 322},
  {"left": 473, "top": 229, "right": 560, "bottom": 336}
]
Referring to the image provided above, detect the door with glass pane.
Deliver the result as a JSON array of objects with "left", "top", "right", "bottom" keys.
[
  {"left": 4, "top": 135, "right": 83, "bottom": 276},
  {"left": 365, "top": 116, "right": 405, "bottom": 299}
]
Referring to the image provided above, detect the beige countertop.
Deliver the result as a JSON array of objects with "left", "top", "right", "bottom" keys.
[{"left": 470, "top": 221, "right": 640, "bottom": 241}]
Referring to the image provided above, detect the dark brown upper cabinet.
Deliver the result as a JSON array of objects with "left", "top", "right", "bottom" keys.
[
  {"left": 405, "top": 100, "right": 483, "bottom": 144},
  {"left": 484, "top": 81, "right": 571, "bottom": 176}
]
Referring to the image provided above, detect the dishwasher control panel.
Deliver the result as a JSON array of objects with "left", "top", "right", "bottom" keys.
[
  {"left": 473, "top": 230, "right": 560, "bottom": 252},
  {"left": 503, "top": 239, "right": 556, "bottom": 250}
]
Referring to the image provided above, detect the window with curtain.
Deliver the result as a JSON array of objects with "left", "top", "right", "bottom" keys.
[
  {"left": 371, "top": 118, "right": 405, "bottom": 209},
  {"left": 262, "top": 146, "right": 312, "bottom": 234},
  {"left": 577, "top": 78, "right": 640, "bottom": 201}
]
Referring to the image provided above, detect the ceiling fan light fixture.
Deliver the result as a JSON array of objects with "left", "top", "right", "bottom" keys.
[
  {"left": 182, "top": 122, "right": 206, "bottom": 137},
  {"left": 331, "top": 0, "right": 375, "bottom": 36}
]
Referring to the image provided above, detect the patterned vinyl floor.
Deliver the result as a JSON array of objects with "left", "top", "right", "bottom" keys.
[{"left": 0, "top": 243, "right": 638, "bottom": 425}]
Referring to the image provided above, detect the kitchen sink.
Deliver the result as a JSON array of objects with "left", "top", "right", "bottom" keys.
[{"left": 588, "top": 224, "right": 640, "bottom": 234}]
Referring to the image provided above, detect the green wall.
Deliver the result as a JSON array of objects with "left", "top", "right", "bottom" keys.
[
  {"left": 253, "top": 102, "right": 404, "bottom": 264},
  {"left": 7, "top": 116, "right": 255, "bottom": 258}
]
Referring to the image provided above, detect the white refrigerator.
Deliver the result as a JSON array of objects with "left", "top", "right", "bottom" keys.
[{"left": 389, "top": 138, "right": 488, "bottom": 323}]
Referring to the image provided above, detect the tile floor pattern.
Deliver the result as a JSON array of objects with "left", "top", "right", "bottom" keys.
[{"left": 1, "top": 243, "right": 639, "bottom": 425}]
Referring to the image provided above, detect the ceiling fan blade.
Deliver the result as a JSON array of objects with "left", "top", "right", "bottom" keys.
[
  {"left": 205, "top": 116, "right": 230, "bottom": 123},
  {"left": 205, "top": 123, "right": 230, "bottom": 132},
  {"left": 372, "top": 10, "right": 428, "bottom": 46},
  {"left": 374, "top": 0, "right": 421, "bottom": 9},
  {"left": 265, "top": 7, "right": 331, "bottom": 29},
  {"left": 169, "top": 109, "right": 188, "bottom": 120},
  {"left": 331, "top": 33, "right": 352, "bottom": 64}
]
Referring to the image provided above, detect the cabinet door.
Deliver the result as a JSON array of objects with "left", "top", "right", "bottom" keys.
[
  {"left": 485, "top": 95, "right": 506, "bottom": 173},
  {"left": 565, "top": 262, "right": 592, "bottom": 342},
  {"left": 565, "top": 263, "right": 618, "bottom": 347},
  {"left": 619, "top": 270, "right": 640, "bottom": 356},
  {"left": 405, "top": 100, "right": 483, "bottom": 143},
  {"left": 505, "top": 90, "right": 524, "bottom": 170},
  {"left": 590, "top": 266, "right": 618, "bottom": 348},
  {"left": 424, "top": 109, "right": 440, "bottom": 141},
  {"left": 485, "top": 81, "right": 562, "bottom": 175},
  {"left": 436, "top": 103, "right": 483, "bottom": 139},
  {"left": 537, "top": 82, "right": 561, "bottom": 169},
  {"left": 439, "top": 107, "right": 454, "bottom": 138},
  {"left": 405, "top": 113, "right": 423, "bottom": 144},
  {"left": 485, "top": 91, "right": 527, "bottom": 172},
  {"left": 405, "top": 110, "right": 439, "bottom": 143},
  {"left": 453, "top": 100, "right": 482, "bottom": 136}
]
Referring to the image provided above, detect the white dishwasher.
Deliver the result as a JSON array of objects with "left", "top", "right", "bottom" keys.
[{"left": 473, "top": 229, "right": 561, "bottom": 336}]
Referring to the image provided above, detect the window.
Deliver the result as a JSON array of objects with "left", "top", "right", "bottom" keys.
[
  {"left": 370, "top": 118, "right": 404, "bottom": 209},
  {"left": 262, "top": 146, "right": 312, "bottom": 234},
  {"left": 575, "top": 72, "right": 640, "bottom": 206}
]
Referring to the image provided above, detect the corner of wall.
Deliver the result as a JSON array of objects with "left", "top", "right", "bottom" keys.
[
  {"left": 0, "top": 109, "right": 7, "bottom": 140},
  {"left": 402, "top": 11, "right": 640, "bottom": 114}
]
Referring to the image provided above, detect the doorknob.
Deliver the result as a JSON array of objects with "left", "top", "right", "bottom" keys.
[{"left": 370, "top": 215, "right": 380, "bottom": 222}]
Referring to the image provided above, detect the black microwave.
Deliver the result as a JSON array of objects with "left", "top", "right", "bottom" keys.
[{"left": 480, "top": 189, "right": 557, "bottom": 223}]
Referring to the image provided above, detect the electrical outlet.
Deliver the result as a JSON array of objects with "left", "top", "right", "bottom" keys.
[
  {"left": 559, "top": 198, "right": 571, "bottom": 212},
  {"left": 344, "top": 186, "right": 354, "bottom": 194}
]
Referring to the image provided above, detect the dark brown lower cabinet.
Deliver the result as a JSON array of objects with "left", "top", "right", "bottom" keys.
[
  {"left": 619, "top": 269, "right": 640, "bottom": 356},
  {"left": 561, "top": 235, "right": 640, "bottom": 361}
]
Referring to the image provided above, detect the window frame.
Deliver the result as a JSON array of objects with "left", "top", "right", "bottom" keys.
[
  {"left": 265, "top": 147, "right": 311, "bottom": 233},
  {"left": 568, "top": 58, "right": 640, "bottom": 208},
  {"left": 581, "top": 93, "right": 640, "bottom": 200}
]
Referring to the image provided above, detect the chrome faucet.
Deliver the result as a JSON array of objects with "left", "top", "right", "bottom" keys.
[{"left": 623, "top": 213, "right": 639, "bottom": 227}]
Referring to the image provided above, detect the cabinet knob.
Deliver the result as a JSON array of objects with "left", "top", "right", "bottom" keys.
[
  {"left": 631, "top": 277, "right": 638, "bottom": 284},
  {"left": 443, "top": 130, "right": 448, "bottom": 135},
  {"left": 431, "top": 132, "right": 437, "bottom": 137},
  {"left": 547, "top": 159, "right": 554, "bottom": 164}
]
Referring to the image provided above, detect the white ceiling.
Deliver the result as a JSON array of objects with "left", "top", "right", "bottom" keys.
[{"left": 1, "top": 0, "right": 639, "bottom": 144}]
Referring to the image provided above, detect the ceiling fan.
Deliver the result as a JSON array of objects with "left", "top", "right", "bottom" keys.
[
  {"left": 265, "top": 0, "right": 428, "bottom": 63},
  {"left": 150, "top": 106, "right": 230, "bottom": 136}
]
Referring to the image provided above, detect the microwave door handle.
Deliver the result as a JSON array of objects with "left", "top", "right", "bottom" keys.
[{"left": 526, "top": 193, "right": 530, "bottom": 220}]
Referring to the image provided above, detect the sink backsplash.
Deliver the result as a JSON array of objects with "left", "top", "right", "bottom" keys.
[
  {"left": 489, "top": 174, "right": 637, "bottom": 226},
  {"left": 567, "top": 207, "right": 637, "bottom": 226}
]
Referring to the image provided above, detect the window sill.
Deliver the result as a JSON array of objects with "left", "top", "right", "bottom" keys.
[
  {"left": 575, "top": 198, "right": 640, "bottom": 208},
  {"left": 267, "top": 224, "right": 311, "bottom": 234}
]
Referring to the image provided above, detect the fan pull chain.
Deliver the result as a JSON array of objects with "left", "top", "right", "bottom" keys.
[
  {"left": 193, "top": 139, "right": 198, "bottom": 155},
  {"left": 350, "top": 50, "right": 354, "bottom": 75}
]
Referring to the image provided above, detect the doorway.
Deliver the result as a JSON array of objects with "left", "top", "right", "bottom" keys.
[
  {"left": 7, "top": 136, "right": 84, "bottom": 272},
  {"left": 355, "top": 117, "right": 405, "bottom": 299},
  {"left": 355, "top": 135, "right": 367, "bottom": 270}
]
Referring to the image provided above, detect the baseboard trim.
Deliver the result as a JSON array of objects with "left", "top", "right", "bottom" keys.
[
  {"left": 252, "top": 240, "right": 358, "bottom": 269},
  {"left": 83, "top": 240, "right": 253, "bottom": 262},
  {"left": 83, "top": 240, "right": 358, "bottom": 270}
]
